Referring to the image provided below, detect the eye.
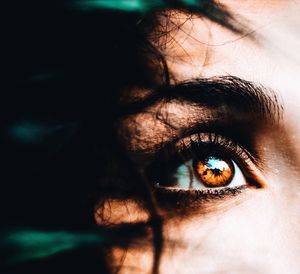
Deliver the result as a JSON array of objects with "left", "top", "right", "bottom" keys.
[
  {"left": 149, "top": 133, "right": 262, "bottom": 195},
  {"left": 163, "top": 156, "right": 246, "bottom": 190}
]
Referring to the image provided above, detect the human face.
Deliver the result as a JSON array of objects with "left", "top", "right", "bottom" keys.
[{"left": 97, "top": 1, "right": 300, "bottom": 273}]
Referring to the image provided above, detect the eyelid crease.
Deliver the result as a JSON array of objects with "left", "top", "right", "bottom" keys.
[{"left": 176, "top": 133, "right": 255, "bottom": 165}]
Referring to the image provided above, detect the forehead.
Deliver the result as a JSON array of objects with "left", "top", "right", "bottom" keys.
[
  {"left": 127, "top": 0, "right": 300, "bottom": 145},
  {"left": 121, "top": 0, "right": 300, "bottom": 141},
  {"left": 221, "top": 0, "right": 291, "bottom": 10},
  {"left": 150, "top": 0, "right": 300, "bottom": 83}
]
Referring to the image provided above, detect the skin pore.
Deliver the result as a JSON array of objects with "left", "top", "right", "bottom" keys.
[{"left": 95, "top": 1, "right": 300, "bottom": 273}]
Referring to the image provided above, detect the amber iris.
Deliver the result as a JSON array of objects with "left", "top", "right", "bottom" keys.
[{"left": 194, "top": 156, "right": 234, "bottom": 187}]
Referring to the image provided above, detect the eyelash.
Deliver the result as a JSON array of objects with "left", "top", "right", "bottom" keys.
[{"left": 146, "top": 132, "right": 262, "bottom": 200}]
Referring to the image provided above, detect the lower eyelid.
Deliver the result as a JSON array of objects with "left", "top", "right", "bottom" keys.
[
  {"left": 152, "top": 185, "right": 249, "bottom": 216},
  {"left": 153, "top": 184, "right": 247, "bottom": 197}
]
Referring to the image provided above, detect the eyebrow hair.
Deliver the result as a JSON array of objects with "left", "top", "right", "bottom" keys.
[{"left": 120, "top": 76, "right": 283, "bottom": 125}]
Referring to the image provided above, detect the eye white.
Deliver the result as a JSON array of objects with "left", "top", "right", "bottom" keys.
[{"left": 172, "top": 160, "right": 247, "bottom": 190}]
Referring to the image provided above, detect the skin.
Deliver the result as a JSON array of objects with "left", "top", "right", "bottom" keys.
[{"left": 96, "top": 1, "right": 300, "bottom": 273}]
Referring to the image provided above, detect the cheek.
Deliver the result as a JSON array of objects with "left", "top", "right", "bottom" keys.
[
  {"left": 111, "top": 188, "right": 300, "bottom": 274},
  {"left": 159, "top": 188, "right": 300, "bottom": 273}
]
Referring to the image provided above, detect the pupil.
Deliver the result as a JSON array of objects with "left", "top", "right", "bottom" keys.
[{"left": 194, "top": 156, "right": 234, "bottom": 187}]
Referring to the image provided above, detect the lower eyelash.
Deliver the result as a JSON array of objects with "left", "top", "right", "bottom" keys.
[
  {"left": 152, "top": 186, "right": 248, "bottom": 212},
  {"left": 154, "top": 185, "right": 247, "bottom": 199}
]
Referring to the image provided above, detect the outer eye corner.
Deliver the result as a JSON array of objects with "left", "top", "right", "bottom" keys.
[{"left": 243, "top": 167, "right": 266, "bottom": 189}]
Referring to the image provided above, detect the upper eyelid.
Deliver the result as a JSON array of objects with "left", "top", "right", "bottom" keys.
[
  {"left": 177, "top": 133, "right": 255, "bottom": 164},
  {"left": 176, "top": 133, "right": 257, "bottom": 170},
  {"left": 132, "top": 124, "right": 261, "bottom": 169}
]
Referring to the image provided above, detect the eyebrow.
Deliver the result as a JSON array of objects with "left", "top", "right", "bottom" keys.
[{"left": 120, "top": 76, "right": 283, "bottom": 125}]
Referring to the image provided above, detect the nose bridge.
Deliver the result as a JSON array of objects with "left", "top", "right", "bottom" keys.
[{"left": 264, "top": 211, "right": 300, "bottom": 274}]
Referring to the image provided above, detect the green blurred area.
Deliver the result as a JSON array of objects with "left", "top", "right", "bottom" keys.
[
  {"left": 2, "top": 230, "right": 104, "bottom": 266},
  {"left": 73, "top": 0, "right": 203, "bottom": 12}
]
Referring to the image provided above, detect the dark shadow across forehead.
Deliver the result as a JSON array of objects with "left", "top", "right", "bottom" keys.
[{"left": 116, "top": 76, "right": 283, "bottom": 173}]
